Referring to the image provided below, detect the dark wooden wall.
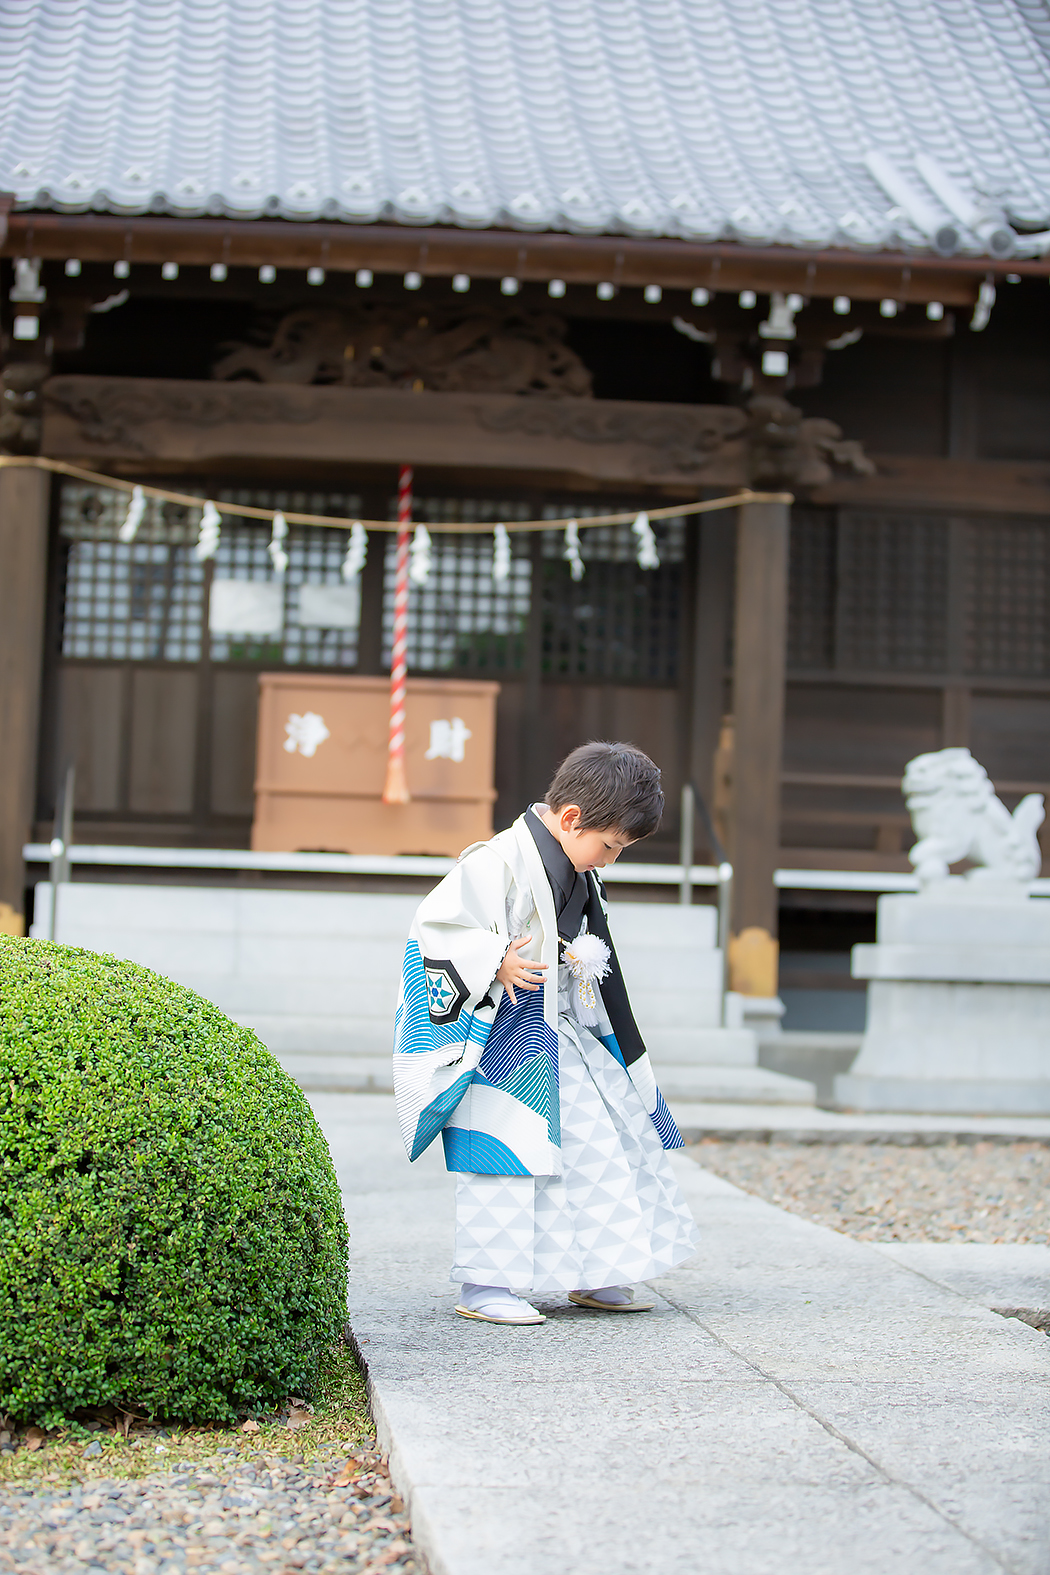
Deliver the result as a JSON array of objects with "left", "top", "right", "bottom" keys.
[
  {"left": 38, "top": 477, "right": 695, "bottom": 853},
  {"left": 38, "top": 472, "right": 1050, "bottom": 876},
  {"left": 43, "top": 661, "right": 686, "bottom": 849},
  {"left": 778, "top": 505, "right": 1050, "bottom": 870},
  {"left": 32, "top": 279, "right": 1050, "bottom": 875}
]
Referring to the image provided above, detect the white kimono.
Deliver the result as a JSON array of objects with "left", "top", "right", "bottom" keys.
[{"left": 393, "top": 811, "right": 699, "bottom": 1295}]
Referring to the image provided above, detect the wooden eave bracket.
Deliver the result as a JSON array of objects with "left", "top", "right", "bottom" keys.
[
  {"left": 0, "top": 193, "right": 14, "bottom": 249},
  {"left": 2, "top": 211, "right": 1046, "bottom": 306}
]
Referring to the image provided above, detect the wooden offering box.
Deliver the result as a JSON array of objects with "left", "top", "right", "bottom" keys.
[{"left": 252, "top": 674, "right": 500, "bottom": 857}]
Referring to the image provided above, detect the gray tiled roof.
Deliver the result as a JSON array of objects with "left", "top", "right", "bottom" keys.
[{"left": 2, "top": 0, "right": 1050, "bottom": 260}]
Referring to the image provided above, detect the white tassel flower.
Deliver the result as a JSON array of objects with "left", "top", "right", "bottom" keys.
[{"left": 562, "top": 929, "right": 612, "bottom": 1026}]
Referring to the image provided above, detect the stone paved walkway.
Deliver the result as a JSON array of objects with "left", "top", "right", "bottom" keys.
[{"left": 319, "top": 1093, "right": 1050, "bottom": 1575}]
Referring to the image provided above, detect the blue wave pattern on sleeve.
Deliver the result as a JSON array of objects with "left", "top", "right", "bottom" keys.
[
  {"left": 441, "top": 1127, "right": 531, "bottom": 1176},
  {"left": 396, "top": 939, "right": 492, "bottom": 1054},
  {"left": 474, "top": 1050, "right": 560, "bottom": 1145},
  {"left": 410, "top": 1068, "right": 476, "bottom": 1161},
  {"left": 480, "top": 986, "right": 558, "bottom": 1083},
  {"left": 648, "top": 1089, "right": 684, "bottom": 1150}
]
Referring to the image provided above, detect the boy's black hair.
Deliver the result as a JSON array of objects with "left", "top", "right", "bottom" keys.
[{"left": 544, "top": 741, "right": 664, "bottom": 840}]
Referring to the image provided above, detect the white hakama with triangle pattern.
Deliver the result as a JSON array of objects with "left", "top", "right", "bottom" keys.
[{"left": 451, "top": 964, "right": 699, "bottom": 1295}]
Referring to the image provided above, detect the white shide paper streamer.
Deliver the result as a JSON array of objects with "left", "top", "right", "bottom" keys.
[
  {"left": 493, "top": 522, "right": 512, "bottom": 583},
  {"left": 193, "top": 501, "right": 222, "bottom": 561},
  {"left": 341, "top": 522, "right": 368, "bottom": 581},
  {"left": 268, "top": 510, "right": 289, "bottom": 576},
  {"left": 563, "top": 519, "right": 585, "bottom": 581}
]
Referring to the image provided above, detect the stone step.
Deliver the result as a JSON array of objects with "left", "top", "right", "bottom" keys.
[
  {"left": 181, "top": 976, "right": 402, "bottom": 1018},
  {"left": 642, "top": 1026, "right": 758, "bottom": 1067},
  {"left": 240, "top": 1014, "right": 395, "bottom": 1056},
  {"left": 627, "top": 986, "right": 723, "bottom": 1028},
  {"left": 275, "top": 1053, "right": 396, "bottom": 1093},
  {"left": 605, "top": 902, "right": 717, "bottom": 948},
  {"left": 619, "top": 949, "right": 723, "bottom": 992},
  {"left": 36, "top": 884, "right": 803, "bottom": 1102},
  {"left": 246, "top": 1016, "right": 760, "bottom": 1071},
  {"left": 35, "top": 882, "right": 422, "bottom": 939},
  {"left": 644, "top": 1064, "right": 816, "bottom": 1105},
  {"left": 272, "top": 1053, "right": 815, "bottom": 1106}
]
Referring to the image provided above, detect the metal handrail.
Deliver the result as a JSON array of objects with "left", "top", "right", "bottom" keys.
[{"left": 48, "top": 765, "right": 75, "bottom": 943}]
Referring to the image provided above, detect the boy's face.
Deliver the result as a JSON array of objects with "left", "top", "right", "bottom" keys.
[{"left": 543, "top": 803, "right": 635, "bottom": 872}]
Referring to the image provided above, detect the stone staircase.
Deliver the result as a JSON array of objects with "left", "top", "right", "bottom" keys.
[
  {"left": 611, "top": 903, "right": 814, "bottom": 1104},
  {"left": 32, "top": 882, "right": 814, "bottom": 1104}
]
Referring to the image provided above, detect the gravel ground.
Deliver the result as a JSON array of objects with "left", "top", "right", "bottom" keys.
[
  {"left": 0, "top": 1448, "right": 423, "bottom": 1575},
  {"left": 690, "top": 1138, "right": 1050, "bottom": 1244}
]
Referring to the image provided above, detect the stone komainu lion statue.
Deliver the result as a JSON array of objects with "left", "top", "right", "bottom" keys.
[{"left": 903, "top": 748, "right": 1045, "bottom": 885}]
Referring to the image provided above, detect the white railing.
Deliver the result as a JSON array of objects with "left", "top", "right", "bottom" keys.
[{"left": 24, "top": 841, "right": 1050, "bottom": 895}]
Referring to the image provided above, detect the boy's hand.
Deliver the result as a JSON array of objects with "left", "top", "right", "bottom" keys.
[{"left": 496, "top": 935, "right": 548, "bottom": 1005}]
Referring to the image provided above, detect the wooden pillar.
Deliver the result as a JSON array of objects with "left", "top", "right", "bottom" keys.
[
  {"left": 729, "top": 498, "right": 790, "bottom": 997},
  {"left": 0, "top": 465, "right": 51, "bottom": 935}
]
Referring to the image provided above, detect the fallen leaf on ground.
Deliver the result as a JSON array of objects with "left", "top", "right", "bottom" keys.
[
  {"left": 286, "top": 1408, "right": 312, "bottom": 1430},
  {"left": 240, "top": 1419, "right": 260, "bottom": 1434},
  {"left": 332, "top": 1463, "right": 359, "bottom": 1487},
  {"left": 25, "top": 1428, "right": 45, "bottom": 1452}
]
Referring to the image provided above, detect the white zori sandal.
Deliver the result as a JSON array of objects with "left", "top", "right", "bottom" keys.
[
  {"left": 568, "top": 1286, "right": 655, "bottom": 1312},
  {"left": 455, "top": 1284, "right": 546, "bottom": 1325}
]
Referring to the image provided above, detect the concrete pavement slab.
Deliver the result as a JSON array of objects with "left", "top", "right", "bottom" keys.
[
  {"left": 657, "top": 1159, "right": 1050, "bottom": 1574},
  {"left": 311, "top": 1092, "right": 1049, "bottom": 1575},
  {"left": 873, "top": 1243, "right": 1050, "bottom": 1319}
]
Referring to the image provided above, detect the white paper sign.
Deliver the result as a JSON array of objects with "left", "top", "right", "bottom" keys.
[
  {"left": 424, "top": 718, "right": 472, "bottom": 762},
  {"left": 297, "top": 582, "right": 361, "bottom": 629},
  {"left": 209, "top": 579, "right": 284, "bottom": 635},
  {"left": 284, "top": 712, "right": 330, "bottom": 757}
]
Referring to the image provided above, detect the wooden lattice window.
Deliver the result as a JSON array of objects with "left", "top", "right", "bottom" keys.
[
  {"left": 381, "top": 496, "right": 686, "bottom": 683},
  {"left": 58, "top": 482, "right": 364, "bottom": 667},
  {"left": 836, "top": 511, "right": 949, "bottom": 672},
  {"left": 209, "top": 487, "right": 364, "bottom": 667},
  {"left": 60, "top": 484, "right": 206, "bottom": 661},
  {"left": 539, "top": 506, "right": 686, "bottom": 683},
  {"left": 787, "top": 508, "right": 836, "bottom": 670},
  {"left": 965, "top": 518, "right": 1050, "bottom": 677},
  {"left": 380, "top": 497, "right": 534, "bottom": 673}
]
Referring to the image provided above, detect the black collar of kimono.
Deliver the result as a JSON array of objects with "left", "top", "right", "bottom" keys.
[
  {"left": 524, "top": 807, "right": 647, "bottom": 1067},
  {"left": 526, "top": 806, "right": 587, "bottom": 938}
]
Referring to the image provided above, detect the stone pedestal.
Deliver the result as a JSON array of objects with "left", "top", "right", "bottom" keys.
[{"left": 835, "top": 880, "right": 1050, "bottom": 1114}]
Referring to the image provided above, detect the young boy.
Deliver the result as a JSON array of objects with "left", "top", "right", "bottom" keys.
[{"left": 392, "top": 741, "right": 699, "bottom": 1325}]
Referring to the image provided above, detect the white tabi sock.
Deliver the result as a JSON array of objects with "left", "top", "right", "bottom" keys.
[
  {"left": 577, "top": 1286, "right": 634, "bottom": 1306},
  {"left": 458, "top": 1283, "right": 541, "bottom": 1318}
]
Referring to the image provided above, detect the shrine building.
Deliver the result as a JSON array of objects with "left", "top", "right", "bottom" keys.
[{"left": 2, "top": 0, "right": 1050, "bottom": 1040}]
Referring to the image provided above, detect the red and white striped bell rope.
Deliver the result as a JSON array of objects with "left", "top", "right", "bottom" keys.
[{"left": 382, "top": 464, "right": 414, "bottom": 805}]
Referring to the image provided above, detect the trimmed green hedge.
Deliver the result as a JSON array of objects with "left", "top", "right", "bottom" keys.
[{"left": 0, "top": 937, "right": 349, "bottom": 1427}]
